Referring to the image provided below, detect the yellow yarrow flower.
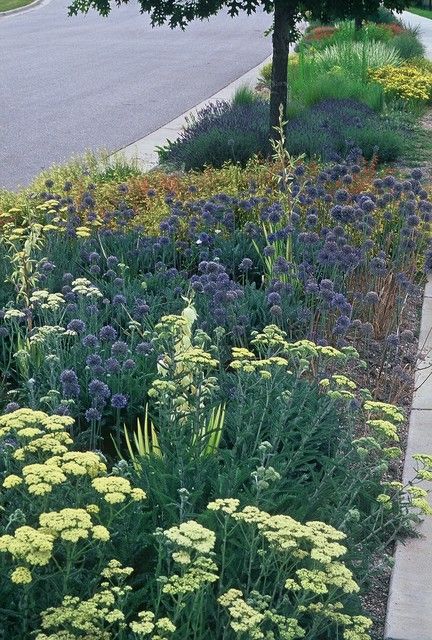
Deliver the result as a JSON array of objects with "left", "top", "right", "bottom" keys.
[
  {"left": 22, "top": 463, "right": 67, "bottom": 495},
  {"left": 92, "top": 476, "right": 143, "bottom": 504},
  {"left": 3, "top": 474, "right": 23, "bottom": 489},
  {"left": 39, "top": 508, "right": 94, "bottom": 543},
  {"left": 11, "top": 566, "right": 32, "bottom": 584},
  {"left": 207, "top": 498, "right": 240, "bottom": 514},
  {"left": 0, "top": 526, "right": 54, "bottom": 566},
  {"left": 92, "top": 525, "right": 110, "bottom": 542}
]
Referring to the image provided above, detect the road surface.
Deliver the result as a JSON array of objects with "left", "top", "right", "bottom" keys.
[{"left": 0, "top": 0, "right": 272, "bottom": 189}]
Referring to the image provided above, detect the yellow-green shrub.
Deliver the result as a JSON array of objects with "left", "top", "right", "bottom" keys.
[{"left": 369, "top": 64, "right": 432, "bottom": 102}]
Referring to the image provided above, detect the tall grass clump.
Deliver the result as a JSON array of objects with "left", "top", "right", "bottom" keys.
[
  {"left": 288, "top": 53, "right": 385, "bottom": 111},
  {"left": 392, "top": 29, "right": 426, "bottom": 60},
  {"left": 314, "top": 40, "right": 401, "bottom": 77}
]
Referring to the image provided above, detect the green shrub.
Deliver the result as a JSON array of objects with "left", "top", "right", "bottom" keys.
[
  {"left": 392, "top": 29, "right": 426, "bottom": 59},
  {"left": 368, "top": 6, "right": 400, "bottom": 23},
  {"left": 232, "top": 84, "right": 257, "bottom": 106},
  {"left": 285, "top": 98, "right": 405, "bottom": 162},
  {"left": 158, "top": 100, "right": 270, "bottom": 170},
  {"left": 258, "top": 61, "right": 272, "bottom": 88}
]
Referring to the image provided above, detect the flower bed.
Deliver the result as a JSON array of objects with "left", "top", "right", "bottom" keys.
[
  {"left": 1, "top": 149, "right": 432, "bottom": 638},
  {"left": 159, "top": 16, "right": 431, "bottom": 172}
]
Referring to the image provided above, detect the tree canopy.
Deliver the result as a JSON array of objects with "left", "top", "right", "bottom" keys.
[{"left": 68, "top": 0, "right": 409, "bottom": 138}]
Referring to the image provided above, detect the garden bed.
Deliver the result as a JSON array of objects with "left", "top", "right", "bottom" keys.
[
  {"left": 1, "top": 10, "right": 432, "bottom": 640},
  {"left": 158, "top": 13, "right": 432, "bottom": 176},
  {"left": 1, "top": 144, "right": 432, "bottom": 639}
]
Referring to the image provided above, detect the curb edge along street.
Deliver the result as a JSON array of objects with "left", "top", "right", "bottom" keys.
[
  {"left": 112, "top": 53, "right": 273, "bottom": 171},
  {"left": 0, "top": 0, "right": 48, "bottom": 18}
]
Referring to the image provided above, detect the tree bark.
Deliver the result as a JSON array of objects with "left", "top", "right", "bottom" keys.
[
  {"left": 354, "top": 15, "right": 362, "bottom": 31},
  {"left": 269, "top": 0, "right": 295, "bottom": 141}
]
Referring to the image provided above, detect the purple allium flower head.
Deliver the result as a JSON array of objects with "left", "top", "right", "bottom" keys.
[
  {"left": 134, "top": 302, "right": 150, "bottom": 318},
  {"left": 239, "top": 258, "right": 253, "bottom": 272},
  {"left": 111, "top": 341, "right": 128, "bottom": 358},
  {"left": 123, "top": 359, "right": 135, "bottom": 371},
  {"left": 89, "top": 379, "right": 111, "bottom": 400},
  {"left": 89, "top": 265, "right": 101, "bottom": 276},
  {"left": 136, "top": 342, "right": 154, "bottom": 356},
  {"left": 86, "top": 354, "right": 103, "bottom": 368},
  {"left": 54, "top": 405, "right": 70, "bottom": 416},
  {"left": 65, "top": 303, "right": 78, "bottom": 314},
  {"left": 112, "top": 294, "right": 126, "bottom": 306},
  {"left": 111, "top": 393, "right": 128, "bottom": 409},
  {"left": 411, "top": 168, "right": 423, "bottom": 180},
  {"left": 386, "top": 333, "right": 400, "bottom": 347},
  {"left": 407, "top": 215, "right": 420, "bottom": 228},
  {"left": 87, "top": 304, "right": 99, "bottom": 316},
  {"left": 60, "top": 369, "right": 80, "bottom": 398},
  {"left": 270, "top": 305, "right": 283, "bottom": 317},
  {"left": 82, "top": 334, "right": 99, "bottom": 349},
  {"left": 85, "top": 407, "right": 102, "bottom": 422},
  {"left": 88, "top": 252, "right": 100, "bottom": 263},
  {"left": 106, "top": 255, "right": 119, "bottom": 269},
  {"left": 267, "top": 292, "right": 282, "bottom": 306},
  {"left": 335, "top": 189, "right": 349, "bottom": 204},
  {"left": 263, "top": 246, "right": 275, "bottom": 257},
  {"left": 305, "top": 281, "right": 319, "bottom": 294},
  {"left": 320, "top": 279, "right": 334, "bottom": 291},
  {"left": 105, "top": 357, "right": 121, "bottom": 374},
  {"left": 274, "top": 257, "right": 292, "bottom": 274},
  {"left": 40, "top": 261, "right": 55, "bottom": 273},
  {"left": 99, "top": 325, "right": 118, "bottom": 342},
  {"left": 4, "top": 402, "right": 20, "bottom": 414},
  {"left": 370, "top": 256, "right": 387, "bottom": 277},
  {"left": 67, "top": 319, "right": 86, "bottom": 334},
  {"left": 360, "top": 322, "right": 374, "bottom": 337}
]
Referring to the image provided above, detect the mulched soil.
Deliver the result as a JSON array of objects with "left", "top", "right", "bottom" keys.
[{"left": 354, "top": 290, "right": 423, "bottom": 638}]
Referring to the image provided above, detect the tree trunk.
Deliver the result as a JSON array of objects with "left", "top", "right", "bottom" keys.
[
  {"left": 354, "top": 15, "right": 362, "bottom": 31},
  {"left": 269, "top": 0, "right": 294, "bottom": 141}
]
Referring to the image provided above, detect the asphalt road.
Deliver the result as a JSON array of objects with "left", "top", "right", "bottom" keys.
[{"left": 0, "top": 0, "right": 272, "bottom": 190}]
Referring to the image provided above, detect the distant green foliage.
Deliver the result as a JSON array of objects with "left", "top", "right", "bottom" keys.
[{"left": 392, "top": 29, "right": 426, "bottom": 58}]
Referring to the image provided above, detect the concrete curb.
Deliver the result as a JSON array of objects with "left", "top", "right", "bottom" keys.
[
  {"left": 0, "top": 0, "right": 45, "bottom": 17},
  {"left": 385, "top": 276, "right": 432, "bottom": 640},
  {"left": 111, "top": 54, "right": 272, "bottom": 171}
]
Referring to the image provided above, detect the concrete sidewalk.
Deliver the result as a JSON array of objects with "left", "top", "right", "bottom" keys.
[
  {"left": 112, "top": 54, "right": 271, "bottom": 171},
  {"left": 401, "top": 10, "right": 432, "bottom": 58}
]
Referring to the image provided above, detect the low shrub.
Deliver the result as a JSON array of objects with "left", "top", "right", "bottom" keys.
[
  {"left": 285, "top": 98, "right": 405, "bottom": 162},
  {"left": 303, "top": 25, "right": 337, "bottom": 41},
  {"left": 139, "top": 93, "right": 405, "bottom": 171},
  {"left": 392, "top": 29, "right": 426, "bottom": 59},
  {"left": 368, "top": 6, "right": 400, "bottom": 24},
  {"left": 158, "top": 100, "right": 270, "bottom": 170},
  {"left": 369, "top": 64, "right": 432, "bottom": 102}
]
